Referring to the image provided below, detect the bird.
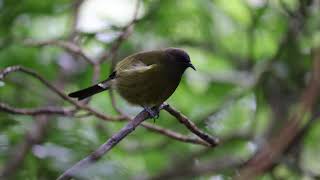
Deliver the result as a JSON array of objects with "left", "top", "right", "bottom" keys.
[{"left": 68, "top": 48, "right": 195, "bottom": 117}]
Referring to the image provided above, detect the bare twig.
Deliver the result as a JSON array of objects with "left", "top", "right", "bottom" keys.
[
  {"left": 108, "top": 92, "right": 211, "bottom": 146},
  {"left": 164, "top": 104, "right": 219, "bottom": 146},
  {"left": 107, "top": 85, "right": 211, "bottom": 147},
  {"left": 0, "top": 66, "right": 124, "bottom": 121},
  {"left": 57, "top": 106, "right": 156, "bottom": 180},
  {"left": 0, "top": 102, "right": 75, "bottom": 116},
  {"left": 24, "top": 39, "right": 95, "bottom": 65},
  {"left": 141, "top": 122, "right": 210, "bottom": 147},
  {"left": 107, "top": 93, "right": 211, "bottom": 146}
]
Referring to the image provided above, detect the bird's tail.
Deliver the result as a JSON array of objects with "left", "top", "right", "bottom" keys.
[{"left": 68, "top": 80, "right": 111, "bottom": 100}]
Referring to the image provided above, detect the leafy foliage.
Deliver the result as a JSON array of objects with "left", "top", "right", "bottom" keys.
[{"left": 0, "top": 0, "right": 320, "bottom": 179}]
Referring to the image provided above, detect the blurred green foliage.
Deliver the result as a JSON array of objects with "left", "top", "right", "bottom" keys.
[{"left": 0, "top": 0, "right": 320, "bottom": 179}]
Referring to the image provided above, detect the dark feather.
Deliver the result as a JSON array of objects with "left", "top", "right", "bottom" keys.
[
  {"left": 68, "top": 84, "right": 106, "bottom": 100},
  {"left": 68, "top": 72, "right": 116, "bottom": 100}
]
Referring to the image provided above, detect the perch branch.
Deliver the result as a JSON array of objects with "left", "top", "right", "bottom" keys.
[
  {"left": 164, "top": 104, "right": 219, "bottom": 146},
  {"left": 0, "top": 102, "right": 74, "bottom": 116},
  {"left": 57, "top": 105, "right": 159, "bottom": 180},
  {"left": 57, "top": 101, "right": 219, "bottom": 180},
  {"left": 107, "top": 87, "right": 213, "bottom": 147}
]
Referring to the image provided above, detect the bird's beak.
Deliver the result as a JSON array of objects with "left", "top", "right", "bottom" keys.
[{"left": 188, "top": 63, "right": 196, "bottom": 71}]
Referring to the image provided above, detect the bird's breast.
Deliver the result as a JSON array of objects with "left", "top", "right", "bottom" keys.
[{"left": 114, "top": 67, "right": 181, "bottom": 107}]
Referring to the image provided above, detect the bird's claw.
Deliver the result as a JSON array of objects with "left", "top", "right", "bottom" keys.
[{"left": 144, "top": 106, "right": 159, "bottom": 122}]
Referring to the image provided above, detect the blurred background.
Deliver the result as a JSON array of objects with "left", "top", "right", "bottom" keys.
[{"left": 0, "top": 0, "right": 320, "bottom": 179}]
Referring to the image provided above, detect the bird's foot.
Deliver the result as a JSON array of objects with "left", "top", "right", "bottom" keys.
[{"left": 144, "top": 106, "right": 160, "bottom": 122}]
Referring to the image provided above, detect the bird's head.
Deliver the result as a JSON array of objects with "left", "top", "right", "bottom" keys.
[{"left": 165, "top": 48, "right": 196, "bottom": 71}]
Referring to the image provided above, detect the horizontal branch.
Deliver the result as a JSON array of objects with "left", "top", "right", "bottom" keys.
[
  {"left": 141, "top": 122, "right": 210, "bottom": 147},
  {"left": 0, "top": 102, "right": 74, "bottom": 116},
  {"left": 24, "top": 39, "right": 95, "bottom": 65},
  {"left": 164, "top": 104, "right": 219, "bottom": 147},
  {"left": 0, "top": 66, "right": 124, "bottom": 122}
]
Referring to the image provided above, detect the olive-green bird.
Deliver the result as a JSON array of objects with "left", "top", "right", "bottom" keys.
[{"left": 68, "top": 48, "right": 195, "bottom": 117}]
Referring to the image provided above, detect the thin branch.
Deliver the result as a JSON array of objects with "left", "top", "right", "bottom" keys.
[
  {"left": 141, "top": 122, "right": 210, "bottom": 147},
  {"left": 107, "top": 92, "right": 210, "bottom": 146},
  {"left": 164, "top": 104, "right": 219, "bottom": 146},
  {"left": 0, "top": 66, "right": 124, "bottom": 121},
  {"left": 108, "top": 74, "right": 212, "bottom": 147},
  {"left": 107, "top": 86, "right": 210, "bottom": 147},
  {"left": 57, "top": 106, "right": 156, "bottom": 180},
  {"left": 108, "top": 91, "right": 212, "bottom": 146},
  {"left": 24, "top": 39, "right": 95, "bottom": 65},
  {"left": 0, "top": 102, "right": 75, "bottom": 116}
]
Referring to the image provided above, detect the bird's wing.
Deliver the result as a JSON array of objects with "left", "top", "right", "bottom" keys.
[
  {"left": 117, "top": 60, "right": 159, "bottom": 76},
  {"left": 115, "top": 50, "right": 164, "bottom": 72},
  {"left": 115, "top": 52, "right": 162, "bottom": 76}
]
